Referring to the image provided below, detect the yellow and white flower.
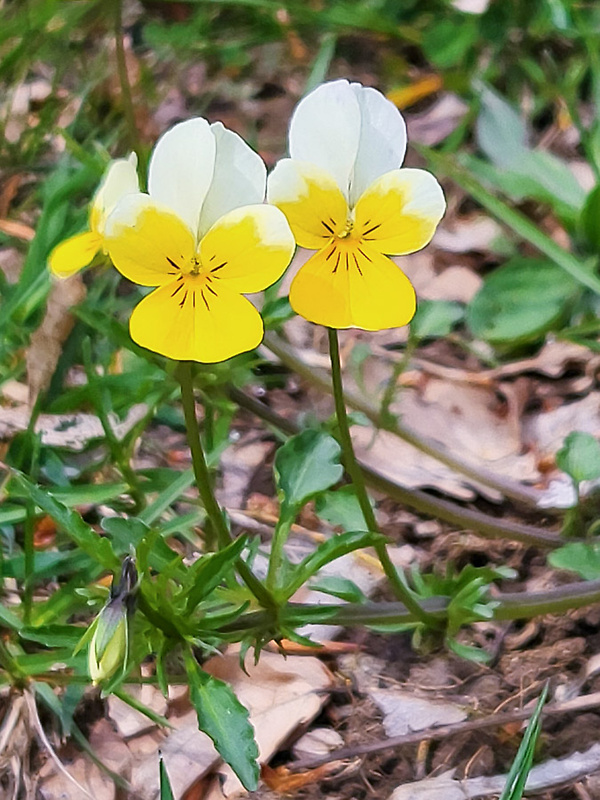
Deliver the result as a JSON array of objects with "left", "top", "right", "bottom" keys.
[
  {"left": 48, "top": 154, "right": 139, "bottom": 278},
  {"left": 267, "top": 80, "right": 446, "bottom": 330},
  {"left": 105, "top": 119, "right": 295, "bottom": 363}
]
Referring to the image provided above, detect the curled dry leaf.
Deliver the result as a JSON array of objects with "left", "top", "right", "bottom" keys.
[{"left": 27, "top": 274, "right": 86, "bottom": 406}]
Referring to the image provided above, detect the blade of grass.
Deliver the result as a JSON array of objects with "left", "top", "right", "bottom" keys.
[{"left": 499, "top": 683, "right": 548, "bottom": 800}]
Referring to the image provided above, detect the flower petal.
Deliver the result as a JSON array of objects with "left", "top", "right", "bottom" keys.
[
  {"left": 129, "top": 279, "right": 264, "bottom": 363},
  {"left": 288, "top": 80, "right": 361, "bottom": 200},
  {"left": 105, "top": 194, "right": 196, "bottom": 286},
  {"left": 198, "top": 204, "right": 295, "bottom": 293},
  {"left": 48, "top": 231, "right": 102, "bottom": 278},
  {"left": 354, "top": 168, "right": 445, "bottom": 255},
  {"left": 289, "top": 241, "right": 416, "bottom": 331},
  {"left": 148, "top": 118, "right": 216, "bottom": 237},
  {"left": 267, "top": 159, "right": 348, "bottom": 249},
  {"left": 198, "top": 122, "right": 267, "bottom": 237},
  {"left": 90, "top": 153, "right": 139, "bottom": 234},
  {"left": 349, "top": 85, "right": 407, "bottom": 205}
]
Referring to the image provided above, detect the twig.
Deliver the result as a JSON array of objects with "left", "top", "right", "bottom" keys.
[{"left": 290, "top": 690, "right": 600, "bottom": 771}]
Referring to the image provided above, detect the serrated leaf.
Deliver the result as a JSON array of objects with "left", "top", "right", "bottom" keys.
[
  {"left": 274, "top": 430, "right": 343, "bottom": 517},
  {"left": 10, "top": 472, "right": 119, "bottom": 571},
  {"left": 556, "top": 431, "right": 600, "bottom": 484},
  {"left": 184, "top": 650, "right": 259, "bottom": 791}
]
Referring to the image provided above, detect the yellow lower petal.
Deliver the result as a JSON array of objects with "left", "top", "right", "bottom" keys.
[
  {"left": 105, "top": 196, "right": 196, "bottom": 286},
  {"left": 289, "top": 241, "right": 416, "bottom": 331},
  {"left": 198, "top": 205, "right": 295, "bottom": 293},
  {"left": 267, "top": 159, "right": 348, "bottom": 249},
  {"left": 354, "top": 168, "right": 445, "bottom": 255},
  {"left": 129, "top": 277, "right": 264, "bottom": 363},
  {"left": 48, "top": 231, "right": 102, "bottom": 277}
]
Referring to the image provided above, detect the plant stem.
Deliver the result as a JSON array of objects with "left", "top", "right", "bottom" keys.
[
  {"left": 178, "top": 362, "right": 231, "bottom": 551},
  {"left": 328, "top": 328, "right": 437, "bottom": 626},
  {"left": 113, "top": 0, "right": 143, "bottom": 167},
  {"left": 379, "top": 332, "right": 417, "bottom": 424},
  {"left": 176, "top": 362, "right": 275, "bottom": 608}
]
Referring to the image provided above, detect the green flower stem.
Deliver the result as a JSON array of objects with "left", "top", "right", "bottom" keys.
[
  {"left": 113, "top": 0, "right": 143, "bottom": 168},
  {"left": 328, "top": 328, "right": 438, "bottom": 627},
  {"left": 264, "top": 332, "right": 544, "bottom": 510},
  {"left": 229, "top": 386, "right": 562, "bottom": 549},
  {"left": 379, "top": 331, "right": 417, "bottom": 425},
  {"left": 177, "top": 362, "right": 275, "bottom": 609}
]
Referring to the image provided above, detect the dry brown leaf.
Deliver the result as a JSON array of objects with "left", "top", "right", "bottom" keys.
[
  {"left": 201, "top": 648, "right": 333, "bottom": 800},
  {"left": 433, "top": 216, "right": 503, "bottom": 254},
  {"left": 27, "top": 275, "right": 86, "bottom": 406},
  {"left": 0, "top": 218, "right": 35, "bottom": 241},
  {"left": 407, "top": 94, "right": 469, "bottom": 146},
  {"left": 261, "top": 761, "right": 342, "bottom": 792},
  {"left": 0, "top": 404, "right": 148, "bottom": 451},
  {"left": 0, "top": 174, "right": 23, "bottom": 219},
  {"left": 388, "top": 744, "right": 600, "bottom": 799}
]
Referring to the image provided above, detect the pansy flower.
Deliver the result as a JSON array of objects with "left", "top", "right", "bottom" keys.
[
  {"left": 267, "top": 80, "right": 445, "bottom": 331},
  {"left": 104, "top": 119, "right": 295, "bottom": 363},
  {"left": 48, "top": 154, "right": 139, "bottom": 278}
]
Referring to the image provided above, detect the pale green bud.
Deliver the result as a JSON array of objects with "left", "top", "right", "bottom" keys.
[
  {"left": 88, "top": 555, "right": 137, "bottom": 685},
  {"left": 88, "top": 599, "right": 128, "bottom": 685}
]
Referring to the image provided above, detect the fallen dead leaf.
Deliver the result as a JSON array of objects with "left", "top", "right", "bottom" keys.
[
  {"left": 0, "top": 218, "right": 35, "bottom": 241},
  {"left": 433, "top": 216, "right": 504, "bottom": 254},
  {"left": 406, "top": 93, "right": 469, "bottom": 146},
  {"left": 0, "top": 404, "right": 148, "bottom": 450},
  {"left": 27, "top": 275, "right": 86, "bottom": 406},
  {"left": 388, "top": 744, "right": 600, "bottom": 799},
  {"left": 261, "top": 762, "right": 343, "bottom": 792}
]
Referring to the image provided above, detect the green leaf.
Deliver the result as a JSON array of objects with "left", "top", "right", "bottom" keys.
[
  {"left": 499, "top": 684, "right": 548, "bottom": 800},
  {"left": 284, "top": 531, "right": 385, "bottom": 599},
  {"left": 422, "top": 16, "right": 477, "bottom": 68},
  {"left": 581, "top": 184, "right": 600, "bottom": 253},
  {"left": 20, "top": 624, "right": 86, "bottom": 648},
  {"left": 185, "top": 534, "right": 249, "bottom": 612},
  {"left": 184, "top": 650, "right": 259, "bottom": 791},
  {"left": 10, "top": 472, "right": 119, "bottom": 571},
  {"left": 548, "top": 542, "right": 600, "bottom": 580},
  {"left": 557, "top": 431, "right": 600, "bottom": 485},
  {"left": 475, "top": 85, "right": 585, "bottom": 214},
  {"left": 310, "top": 576, "right": 368, "bottom": 603},
  {"left": 411, "top": 300, "right": 464, "bottom": 340},
  {"left": 315, "top": 486, "right": 370, "bottom": 531},
  {"left": 274, "top": 430, "right": 343, "bottom": 517},
  {"left": 160, "top": 757, "right": 175, "bottom": 800},
  {"left": 466, "top": 257, "right": 580, "bottom": 346},
  {"left": 476, "top": 84, "right": 529, "bottom": 171}
]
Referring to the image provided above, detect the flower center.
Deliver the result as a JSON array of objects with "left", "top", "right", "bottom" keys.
[{"left": 337, "top": 218, "right": 354, "bottom": 239}]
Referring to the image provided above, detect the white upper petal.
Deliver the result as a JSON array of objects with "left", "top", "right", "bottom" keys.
[
  {"left": 349, "top": 84, "right": 407, "bottom": 206},
  {"left": 148, "top": 118, "right": 216, "bottom": 237},
  {"left": 198, "top": 122, "right": 267, "bottom": 237},
  {"left": 92, "top": 153, "right": 140, "bottom": 233},
  {"left": 288, "top": 79, "right": 361, "bottom": 201}
]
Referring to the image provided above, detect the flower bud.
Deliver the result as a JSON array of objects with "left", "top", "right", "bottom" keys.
[{"left": 88, "top": 556, "right": 137, "bottom": 685}]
